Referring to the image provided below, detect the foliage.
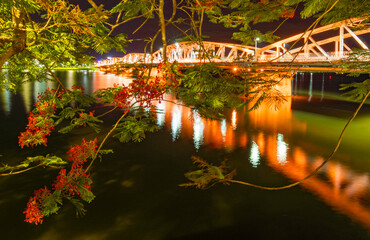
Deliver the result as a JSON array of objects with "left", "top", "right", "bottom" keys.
[
  {"left": 179, "top": 156, "right": 236, "bottom": 189},
  {"left": 340, "top": 79, "right": 370, "bottom": 101},
  {"left": 242, "top": 70, "right": 288, "bottom": 111},
  {"left": 0, "top": 0, "right": 125, "bottom": 91},
  {"left": 0, "top": 155, "right": 67, "bottom": 175},
  {"left": 175, "top": 64, "right": 246, "bottom": 118},
  {"left": 339, "top": 50, "right": 370, "bottom": 76},
  {"left": 114, "top": 108, "right": 160, "bottom": 143},
  {"left": 204, "top": 0, "right": 369, "bottom": 45}
]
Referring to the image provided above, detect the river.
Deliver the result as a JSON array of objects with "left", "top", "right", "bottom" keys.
[{"left": 0, "top": 70, "right": 369, "bottom": 240}]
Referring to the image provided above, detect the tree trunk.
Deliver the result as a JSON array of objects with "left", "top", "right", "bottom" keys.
[
  {"left": 158, "top": 0, "right": 167, "bottom": 63},
  {"left": 0, "top": 6, "right": 27, "bottom": 69}
]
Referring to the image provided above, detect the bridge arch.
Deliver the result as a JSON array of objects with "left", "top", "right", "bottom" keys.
[
  {"left": 96, "top": 17, "right": 369, "bottom": 67},
  {"left": 258, "top": 17, "right": 369, "bottom": 62}
]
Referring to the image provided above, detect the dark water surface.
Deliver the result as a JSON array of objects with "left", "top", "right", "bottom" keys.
[{"left": 0, "top": 70, "right": 369, "bottom": 240}]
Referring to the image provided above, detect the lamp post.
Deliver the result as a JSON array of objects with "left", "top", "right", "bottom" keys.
[{"left": 254, "top": 37, "right": 260, "bottom": 61}]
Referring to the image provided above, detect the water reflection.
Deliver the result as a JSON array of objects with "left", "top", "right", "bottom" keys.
[
  {"left": 277, "top": 133, "right": 288, "bottom": 165},
  {"left": 153, "top": 90, "right": 370, "bottom": 230},
  {"left": 0, "top": 89, "right": 11, "bottom": 114},
  {"left": 192, "top": 110, "right": 204, "bottom": 150},
  {"left": 171, "top": 104, "right": 182, "bottom": 142},
  {"left": 249, "top": 141, "right": 261, "bottom": 168},
  {"left": 1, "top": 70, "right": 369, "bottom": 230}
]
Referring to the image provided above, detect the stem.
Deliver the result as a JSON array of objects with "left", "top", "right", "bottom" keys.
[
  {"left": 85, "top": 107, "right": 130, "bottom": 172},
  {"left": 0, "top": 164, "right": 43, "bottom": 176},
  {"left": 227, "top": 90, "right": 370, "bottom": 190},
  {"left": 96, "top": 106, "right": 118, "bottom": 118}
]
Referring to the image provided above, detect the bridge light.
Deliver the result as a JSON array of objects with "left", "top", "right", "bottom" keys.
[
  {"left": 175, "top": 43, "right": 179, "bottom": 48},
  {"left": 160, "top": 48, "right": 163, "bottom": 51}
]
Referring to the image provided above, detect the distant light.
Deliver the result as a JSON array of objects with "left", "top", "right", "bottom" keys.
[
  {"left": 260, "top": 69, "right": 264, "bottom": 72},
  {"left": 160, "top": 48, "right": 163, "bottom": 51},
  {"left": 233, "top": 67, "right": 238, "bottom": 71},
  {"left": 107, "top": 56, "right": 112, "bottom": 60},
  {"left": 247, "top": 68, "right": 251, "bottom": 72},
  {"left": 256, "top": 37, "right": 260, "bottom": 41}
]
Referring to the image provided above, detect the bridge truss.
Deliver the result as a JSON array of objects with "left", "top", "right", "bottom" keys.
[
  {"left": 258, "top": 17, "right": 369, "bottom": 62},
  {"left": 97, "top": 18, "right": 369, "bottom": 67}
]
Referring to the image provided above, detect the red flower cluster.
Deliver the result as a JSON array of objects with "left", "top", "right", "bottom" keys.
[
  {"left": 72, "top": 85, "right": 85, "bottom": 95},
  {"left": 130, "top": 75, "right": 167, "bottom": 107},
  {"left": 67, "top": 138, "right": 97, "bottom": 169},
  {"left": 18, "top": 102, "right": 56, "bottom": 148},
  {"left": 53, "top": 168, "right": 92, "bottom": 197},
  {"left": 23, "top": 187, "right": 51, "bottom": 225},
  {"left": 280, "top": 8, "right": 295, "bottom": 18},
  {"left": 114, "top": 86, "right": 131, "bottom": 111},
  {"left": 113, "top": 62, "right": 181, "bottom": 110},
  {"left": 157, "top": 62, "right": 181, "bottom": 88},
  {"left": 24, "top": 139, "right": 97, "bottom": 224}
]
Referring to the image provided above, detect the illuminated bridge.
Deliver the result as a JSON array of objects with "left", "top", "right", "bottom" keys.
[{"left": 97, "top": 17, "right": 369, "bottom": 69}]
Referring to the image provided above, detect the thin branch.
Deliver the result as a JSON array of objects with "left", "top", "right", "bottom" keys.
[
  {"left": 96, "top": 106, "right": 118, "bottom": 118},
  {"left": 0, "top": 164, "right": 43, "bottom": 176}
]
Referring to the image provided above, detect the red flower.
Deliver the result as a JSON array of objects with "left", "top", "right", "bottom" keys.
[
  {"left": 24, "top": 196, "right": 44, "bottom": 225},
  {"left": 53, "top": 169, "right": 67, "bottom": 191},
  {"left": 23, "top": 187, "right": 50, "bottom": 225},
  {"left": 18, "top": 102, "right": 56, "bottom": 148},
  {"left": 114, "top": 86, "right": 131, "bottom": 110},
  {"left": 67, "top": 138, "right": 97, "bottom": 169}
]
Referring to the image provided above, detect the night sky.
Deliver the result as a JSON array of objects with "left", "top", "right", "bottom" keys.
[{"left": 71, "top": 0, "right": 314, "bottom": 59}]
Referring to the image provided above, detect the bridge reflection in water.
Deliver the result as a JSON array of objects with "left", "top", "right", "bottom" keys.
[{"left": 154, "top": 83, "right": 370, "bottom": 230}]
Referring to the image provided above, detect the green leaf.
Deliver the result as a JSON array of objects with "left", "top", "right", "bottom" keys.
[
  {"left": 78, "top": 186, "right": 95, "bottom": 203},
  {"left": 42, "top": 190, "right": 62, "bottom": 217},
  {"left": 66, "top": 197, "right": 86, "bottom": 217},
  {"left": 340, "top": 79, "right": 370, "bottom": 101}
]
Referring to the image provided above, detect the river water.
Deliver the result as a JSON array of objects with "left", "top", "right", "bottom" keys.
[{"left": 0, "top": 70, "right": 369, "bottom": 240}]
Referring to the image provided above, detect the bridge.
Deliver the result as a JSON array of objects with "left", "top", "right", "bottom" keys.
[{"left": 97, "top": 17, "right": 369, "bottom": 69}]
